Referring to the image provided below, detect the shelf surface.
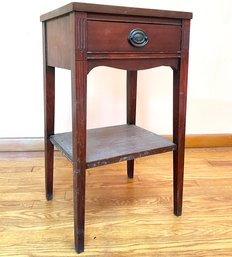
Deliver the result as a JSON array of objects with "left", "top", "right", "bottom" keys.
[{"left": 50, "top": 125, "right": 176, "bottom": 168}]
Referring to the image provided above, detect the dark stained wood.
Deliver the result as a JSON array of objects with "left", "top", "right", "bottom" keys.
[
  {"left": 87, "top": 53, "right": 181, "bottom": 60},
  {"left": 173, "top": 20, "right": 191, "bottom": 216},
  {"left": 42, "top": 22, "right": 55, "bottom": 201},
  {"left": 40, "top": 2, "right": 192, "bottom": 22},
  {"left": 42, "top": 3, "right": 192, "bottom": 253},
  {"left": 127, "top": 72, "right": 137, "bottom": 126},
  {"left": 50, "top": 125, "right": 176, "bottom": 168},
  {"left": 46, "top": 15, "right": 71, "bottom": 69},
  {"left": 126, "top": 71, "right": 137, "bottom": 179},
  {"left": 70, "top": 12, "right": 87, "bottom": 253},
  {"left": 87, "top": 13, "right": 182, "bottom": 26},
  {"left": 87, "top": 58, "right": 179, "bottom": 74},
  {"left": 87, "top": 21, "right": 181, "bottom": 53}
]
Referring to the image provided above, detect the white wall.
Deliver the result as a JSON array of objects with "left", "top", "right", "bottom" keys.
[{"left": 0, "top": 0, "right": 231, "bottom": 138}]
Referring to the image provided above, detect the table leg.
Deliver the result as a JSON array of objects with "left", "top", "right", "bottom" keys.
[
  {"left": 43, "top": 21, "right": 55, "bottom": 201},
  {"left": 43, "top": 66, "right": 55, "bottom": 200},
  {"left": 126, "top": 70, "right": 137, "bottom": 179},
  {"left": 71, "top": 60, "right": 87, "bottom": 253},
  {"left": 173, "top": 20, "right": 190, "bottom": 216},
  {"left": 173, "top": 68, "right": 185, "bottom": 216}
]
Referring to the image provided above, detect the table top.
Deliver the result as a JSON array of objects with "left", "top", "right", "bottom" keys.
[{"left": 40, "top": 2, "right": 192, "bottom": 22}]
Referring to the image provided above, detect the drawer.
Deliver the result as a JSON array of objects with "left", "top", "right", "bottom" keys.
[{"left": 87, "top": 21, "right": 181, "bottom": 53}]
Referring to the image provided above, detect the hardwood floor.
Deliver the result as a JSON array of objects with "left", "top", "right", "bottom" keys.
[{"left": 1, "top": 148, "right": 232, "bottom": 256}]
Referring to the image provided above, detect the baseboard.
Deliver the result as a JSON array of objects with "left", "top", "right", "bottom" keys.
[
  {"left": 165, "top": 134, "right": 232, "bottom": 148},
  {"left": 186, "top": 134, "right": 232, "bottom": 148},
  {"left": 0, "top": 138, "right": 44, "bottom": 152},
  {"left": 0, "top": 134, "right": 232, "bottom": 152}
]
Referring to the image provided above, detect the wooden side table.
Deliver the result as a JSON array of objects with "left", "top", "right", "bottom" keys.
[{"left": 41, "top": 3, "right": 192, "bottom": 253}]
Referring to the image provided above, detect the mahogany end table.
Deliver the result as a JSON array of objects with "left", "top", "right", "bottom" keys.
[{"left": 41, "top": 2, "right": 192, "bottom": 253}]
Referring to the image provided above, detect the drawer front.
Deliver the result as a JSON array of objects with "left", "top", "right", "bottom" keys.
[{"left": 87, "top": 21, "right": 181, "bottom": 53}]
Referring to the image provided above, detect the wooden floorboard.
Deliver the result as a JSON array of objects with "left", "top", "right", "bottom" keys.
[{"left": 1, "top": 148, "right": 232, "bottom": 256}]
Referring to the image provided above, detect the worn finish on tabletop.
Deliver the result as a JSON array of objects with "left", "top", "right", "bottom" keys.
[
  {"left": 40, "top": 2, "right": 192, "bottom": 22},
  {"left": 50, "top": 125, "right": 176, "bottom": 168},
  {"left": 41, "top": 2, "right": 192, "bottom": 253}
]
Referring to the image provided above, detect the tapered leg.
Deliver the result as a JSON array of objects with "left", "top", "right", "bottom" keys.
[
  {"left": 173, "top": 68, "right": 186, "bottom": 216},
  {"left": 127, "top": 160, "right": 134, "bottom": 179},
  {"left": 126, "top": 71, "right": 137, "bottom": 179},
  {"left": 71, "top": 60, "right": 87, "bottom": 253},
  {"left": 44, "top": 66, "right": 55, "bottom": 200},
  {"left": 173, "top": 20, "right": 190, "bottom": 216},
  {"left": 43, "top": 22, "right": 55, "bottom": 201}
]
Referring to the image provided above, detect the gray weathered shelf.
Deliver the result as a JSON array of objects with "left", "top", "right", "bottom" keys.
[{"left": 50, "top": 124, "right": 176, "bottom": 169}]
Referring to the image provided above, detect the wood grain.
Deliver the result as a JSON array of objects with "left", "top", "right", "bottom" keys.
[
  {"left": 40, "top": 2, "right": 192, "bottom": 22},
  {"left": 46, "top": 15, "right": 71, "bottom": 69},
  {"left": 87, "top": 21, "right": 181, "bottom": 53},
  {"left": 1, "top": 148, "right": 232, "bottom": 256},
  {"left": 49, "top": 125, "right": 176, "bottom": 168}
]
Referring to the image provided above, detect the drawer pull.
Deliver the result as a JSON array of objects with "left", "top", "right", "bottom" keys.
[{"left": 128, "top": 29, "right": 148, "bottom": 47}]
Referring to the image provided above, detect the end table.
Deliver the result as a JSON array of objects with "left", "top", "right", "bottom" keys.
[{"left": 41, "top": 2, "right": 192, "bottom": 253}]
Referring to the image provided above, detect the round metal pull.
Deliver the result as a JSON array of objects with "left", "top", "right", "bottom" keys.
[{"left": 128, "top": 29, "right": 148, "bottom": 47}]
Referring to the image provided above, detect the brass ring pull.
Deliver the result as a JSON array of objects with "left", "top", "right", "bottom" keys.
[{"left": 128, "top": 29, "right": 148, "bottom": 47}]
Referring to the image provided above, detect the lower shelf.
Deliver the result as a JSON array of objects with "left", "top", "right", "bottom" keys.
[{"left": 50, "top": 124, "right": 176, "bottom": 168}]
